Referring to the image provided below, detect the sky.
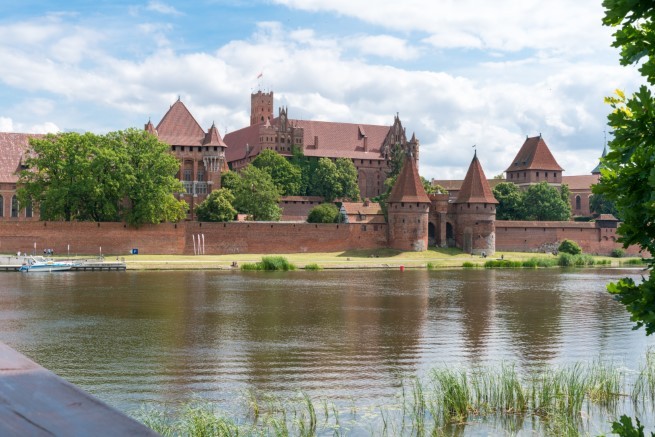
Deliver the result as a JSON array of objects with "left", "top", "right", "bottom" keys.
[{"left": 0, "top": 0, "right": 642, "bottom": 180}]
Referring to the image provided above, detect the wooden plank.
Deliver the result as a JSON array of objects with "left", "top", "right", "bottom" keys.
[{"left": 0, "top": 342, "right": 157, "bottom": 436}]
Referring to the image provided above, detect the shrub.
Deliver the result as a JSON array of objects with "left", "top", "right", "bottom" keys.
[
  {"left": 240, "top": 256, "right": 296, "bottom": 271},
  {"left": 484, "top": 260, "right": 522, "bottom": 268},
  {"left": 307, "top": 203, "right": 340, "bottom": 223},
  {"left": 304, "top": 263, "right": 322, "bottom": 271},
  {"left": 558, "top": 239, "right": 582, "bottom": 255},
  {"left": 462, "top": 262, "right": 476, "bottom": 268},
  {"left": 611, "top": 248, "right": 626, "bottom": 258}
]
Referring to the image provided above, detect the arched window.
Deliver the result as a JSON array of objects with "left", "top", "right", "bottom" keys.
[
  {"left": 0, "top": 195, "right": 3, "bottom": 217},
  {"left": 11, "top": 195, "right": 19, "bottom": 217},
  {"left": 575, "top": 195, "right": 581, "bottom": 210},
  {"left": 25, "top": 200, "right": 33, "bottom": 218}
]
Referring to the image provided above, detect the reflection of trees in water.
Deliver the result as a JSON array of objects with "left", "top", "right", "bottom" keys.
[
  {"left": 456, "top": 269, "right": 497, "bottom": 362},
  {"left": 201, "top": 270, "right": 430, "bottom": 395},
  {"left": 494, "top": 270, "right": 563, "bottom": 365}
]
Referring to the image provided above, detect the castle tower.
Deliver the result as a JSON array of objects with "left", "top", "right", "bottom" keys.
[
  {"left": 202, "top": 122, "right": 228, "bottom": 190},
  {"left": 251, "top": 90, "right": 274, "bottom": 126},
  {"left": 386, "top": 153, "right": 431, "bottom": 251},
  {"left": 591, "top": 144, "right": 607, "bottom": 175},
  {"left": 453, "top": 151, "right": 498, "bottom": 255},
  {"left": 505, "top": 135, "right": 563, "bottom": 187}
]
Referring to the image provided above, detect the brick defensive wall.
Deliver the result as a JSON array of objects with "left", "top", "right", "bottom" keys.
[{"left": 0, "top": 221, "right": 388, "bottom": 256}]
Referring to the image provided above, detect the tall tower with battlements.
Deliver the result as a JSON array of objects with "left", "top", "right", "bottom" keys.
[{"left": 250, "top": 90, "right": 274, "bottom": 126}]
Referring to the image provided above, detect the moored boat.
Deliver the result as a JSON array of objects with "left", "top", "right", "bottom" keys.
[{"left": 19, "top": 257, "right": 74, "bottom": 273}]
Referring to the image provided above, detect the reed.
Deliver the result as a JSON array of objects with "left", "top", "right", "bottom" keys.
[
  {"left": 462, "top": 261, "right": 477, "bottom": 268},
  {"left": 240, "top": 256, "right": 297, "bottom": 271},
  {"left": 483, "top": 260, "right": 523, "bottom": 268},
  {"left": 633, "top": 348, "right": 655, "bottom": 401}
]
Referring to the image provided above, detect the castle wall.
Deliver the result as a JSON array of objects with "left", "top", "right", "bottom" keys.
[
  {"left": 0, "top": 221, "right": 388, "bottom": 256},
  {"left": 387, "top": 203, "right": 429, "bottom": 251},
  {"left": 495, "top": 220, "right": 642, "bottom": 255}
]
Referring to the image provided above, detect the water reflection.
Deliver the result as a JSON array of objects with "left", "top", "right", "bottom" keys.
[{"left": 0, "top": 268, "right": 652, "bottom": 417}]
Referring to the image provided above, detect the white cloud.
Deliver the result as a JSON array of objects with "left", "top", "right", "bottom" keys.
[
  {"left": 146, "top": 1, "right": 183, "bottom": 16},
  {"left": 0, "top": 8, "right": 640, "bottom": 181},
  {"left": 0, "top": 117, "right": 14, "bottom": 132},
  {"left": 346, "top": 35, "right": 420, "bottom": 60}
]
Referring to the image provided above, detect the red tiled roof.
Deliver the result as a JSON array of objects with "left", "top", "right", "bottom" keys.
[
  {"left": 203, "top": 123, "right": 227, "bottom": 148},
  {"left": 294, "top": 119, "right": 390, "bottom": 160},
  {"left": 432, "top": 178, "right": 504, "bottom": 192},
  {"left": 562, "top": 174, "right": 599, "bottom": 191},
  {"left": 388, "top": 155, "right": 430, "bottom": 203},
  {"left": 280, "top": 196, "right": 325, "bottom": 202},
  {"left": 340, "top": 201, "right": 383, "bottom": 216},
  {"left": 454, "top": 153, "right": 498, "bottom": 204},
  {"left": 155, "top": 100, "right": 206, "bottom": 147},
  {"left": 505, "top": 136, "right": 564, "bottom": 172},
  {"left": 0, "top": 133, "right": 43, "bottom": 183},
  {"left": 224, "top": 118, "right": 392, "bottom": 163},
  {"left": 597, "top": 214, "right": 618, "bottom": 221},
  {"left": 224, "top": 124, "right": 263, "bottom": 162}
]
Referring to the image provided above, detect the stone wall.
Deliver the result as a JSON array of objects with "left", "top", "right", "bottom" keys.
[{"left": 0, "top": 221, "right": 388, "bottom": 256}]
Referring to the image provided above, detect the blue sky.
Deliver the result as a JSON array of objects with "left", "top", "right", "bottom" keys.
[{"left": 0, "top": 0, "right": 641, "bottom": 179}]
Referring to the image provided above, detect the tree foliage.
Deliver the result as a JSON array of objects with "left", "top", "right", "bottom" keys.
[
  {"left": 231, "top": 165, "right": 281, "bottom": 221},
  {"left": 522, "top": 182, "right": 571, "bottom": 221},
  {"left": 307, "top": 203, "right": 340, "bottom": 223},
  {"left": 252, "top": 149, "right": 302, "bottom": 196},
  {"left": 195, "top": 188, "right": 237, "bottom": 222},
  {"left": 334, "top": 158, "right": 360, "bottom": 201},
  {"left": 311, "top": 158, "right": 342, "bottom": 202},
  {"left": 590, "top": 190, "right": 619, "bottom": 217},
  {"left": 596, "top": 0, "right": 655, "bottom": 334},
  {"left": 493, "top": 182, "right": 570, "bottom": 221},
  {"left": 558, "top": 239, "right": 582, "bottom": 255},
  {"left": 493, "top": 182, "right": 524, "bottom": 220},
  {"left": 18, "top": 129, "right": 187, "bottom": 225}
]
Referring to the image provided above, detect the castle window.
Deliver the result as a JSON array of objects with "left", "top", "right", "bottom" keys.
[
  {"left": 575, "top": 195, "right": 581, "bottom": 210},
  {"left": 536, "top": 171, "right": 539, "bottom": 177},
  {"left": 0, "top": 195, "right": 3, "bottom": 217},
  {"left": 181, "top": 146, "right": 185, "bottom": 152},
  {"left": 172, "top": 146, "right": 176, "bottom": 151},
  {"left": 401, "top": 202, "right": 405, "bottom": 207},
  {"left": 25, "top": 200, "right": 33, "bottom": 218},
  {"left": 11, "top": 195, "right": 19, "bottom": 217}
]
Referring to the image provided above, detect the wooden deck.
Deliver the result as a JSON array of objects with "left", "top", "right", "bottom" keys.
[
  {"left": 0, "top": 261, "right": 127, "bottom": 272},
  {"left": 0, "top": 342, "right": 156, "bottom": 435}
]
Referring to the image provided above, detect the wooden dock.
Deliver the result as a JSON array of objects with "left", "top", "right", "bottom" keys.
[{"left": 0, "top": 261, "right": 127, "bottom": 272}]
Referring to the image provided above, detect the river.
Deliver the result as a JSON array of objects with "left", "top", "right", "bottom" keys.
[{"left": 0, "top": 267, "right": 653, "bottom": 434}]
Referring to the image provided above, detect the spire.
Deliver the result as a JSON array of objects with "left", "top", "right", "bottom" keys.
[
  {"left": 203, "top": 123, "right": 228, "bottom": 147},
  {"left": 591, "top": 144, "right": 608, "bottom": 175},
  {"left": 455, "top": 153, "right": 498, "bottom": 204},
  {"left": 144, "top": 119, "right": 157, "bottom": 136},
  {"left": 387, "top": 153, "right": 431, "bottom": 203}
]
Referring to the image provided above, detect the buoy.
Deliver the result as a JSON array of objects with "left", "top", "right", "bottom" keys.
[{"left": 400, "top": 265, "right": 405, "bottom": 272}]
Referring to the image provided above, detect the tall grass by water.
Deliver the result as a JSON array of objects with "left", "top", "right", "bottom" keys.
[
  {"left": 134, "top": 352, "right": 655, "bottom": 436},
  {"left": 240, "top": 256, "right": 296, "bottom": 271}
]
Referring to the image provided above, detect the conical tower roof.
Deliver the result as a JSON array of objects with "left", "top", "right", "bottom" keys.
[
  {"left": 505, "top": 135, "right": 563, "bottom": 172},
  {"left": 203, "top": 123, "right": 227, "bottom": 148},
  {"left": 591, "top": 144, "right": 607, "bottom": 175},
  {"left": 455, "top": 152, "right": 498, "bottom": 204},
  {"left": 388, "top": 154, "right": 430, "bottom": 203},
  {"left": 144, "top": 119, "right": 157, "bottom": 136},
  {"left": 155, "top": 99, "right": 205, "bottom": 146}
]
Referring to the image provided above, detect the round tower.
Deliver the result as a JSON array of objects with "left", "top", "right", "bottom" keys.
[
  {"left": 386, "top": 153, "right": 431, "bottom": 251},
  {"left": 250, "top": 90, "right": 274, "bottom": 126},
  {"left": 453, "top": 151, "right": 498, "bottom": 255}
]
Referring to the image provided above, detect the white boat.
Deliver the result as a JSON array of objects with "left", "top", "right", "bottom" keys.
[{"left": 19, "top": 257, "right": 74, "bottom": 273}]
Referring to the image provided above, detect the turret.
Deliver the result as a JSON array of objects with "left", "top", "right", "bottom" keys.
[
  {"left": 386, "top": 152, "right": 431, "bottom": 251},
  {"left": 453, "top": 151, "right": 498, "bottom": 255}
]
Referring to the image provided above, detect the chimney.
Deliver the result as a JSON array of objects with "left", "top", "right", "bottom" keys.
[
  {"left": 363, "top": 136, "right": 368, "bottom": 152},
  {"left": 314, "top": 135, "right": 319, "bottom": 149}
]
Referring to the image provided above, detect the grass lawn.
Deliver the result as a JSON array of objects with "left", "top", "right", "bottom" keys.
[{"left": 113, "top": 248, "right": 625, "bottom": 270}]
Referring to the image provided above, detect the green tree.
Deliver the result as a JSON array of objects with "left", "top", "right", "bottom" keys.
[
  {"left": 252, "top": 149, "right": 302, "bottom": 196},
  {"left": 232, "top": 165, "right": 281, "bottom": 221},
  {"left": 589, "top": 190, "right": 619, "bottom": 217},
  {"left": 113, "top": 129, "right": 187, "bottom": 225},
  {"left": 522, "top": 182, "right": 571, "bottom": 221},
  {"left": 221, "top": 170, "right": 240, "bottom": 191},
  {"left": 195, "top": 188, "right": 237, "bottom": 222},
  {"left": 289, "top": 146, "right": 317, "bottom": 196},
  {"left": 334, "top": 158, "right": 360, "bottom": 201},
  {"left": 311, "top": 158, "right": 342, "bottom": 201},
  {"left": 558, "top": 239, "right": 582, "bottom": 255},
  {"left": 493, "top": 182, "right": 525, "bottom": 220},
  {"left": 595, "top": 0, "right": 655, "bottom": 334},
  {"left": 19, "top": 129, "right": 186, "bottom": 225},
  {"left": 307, "top": 203, "right": 340, "bottom": 223}
]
